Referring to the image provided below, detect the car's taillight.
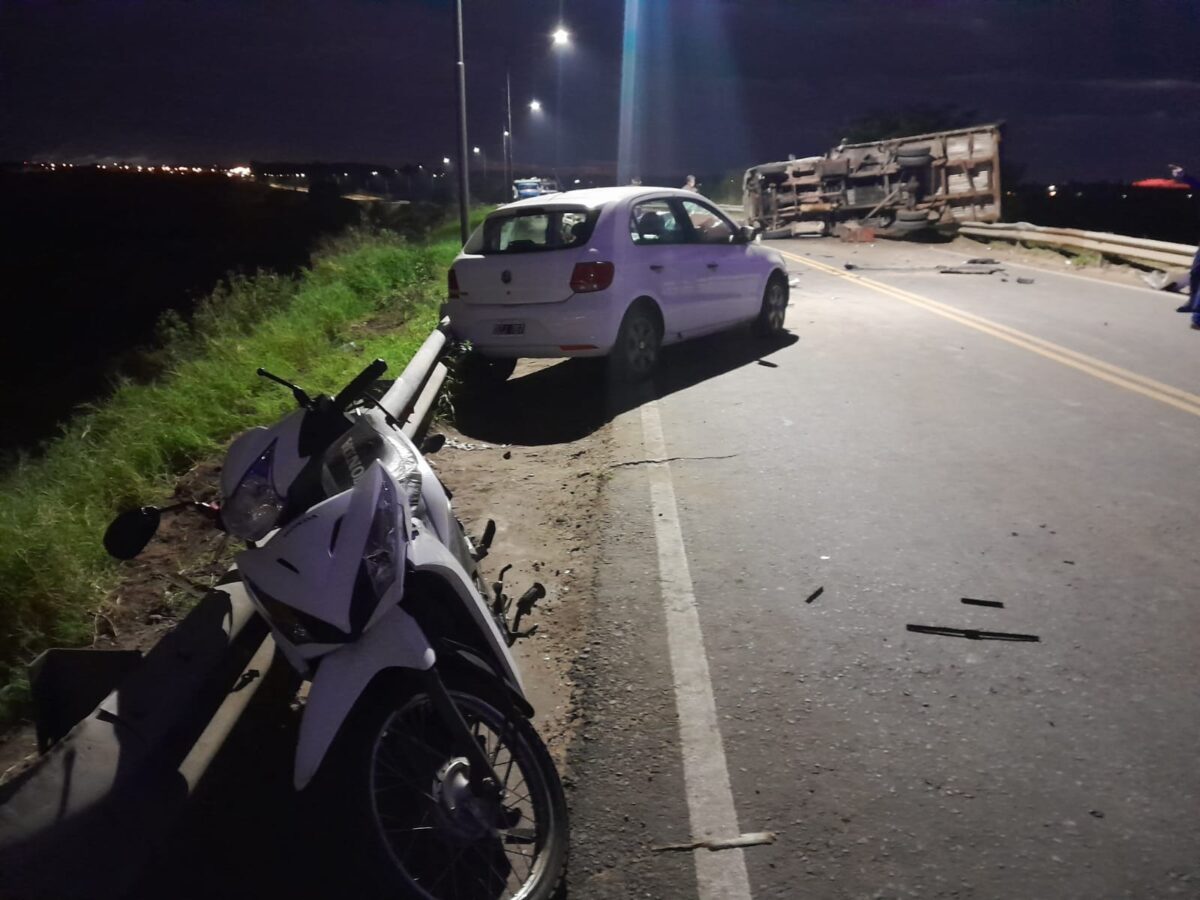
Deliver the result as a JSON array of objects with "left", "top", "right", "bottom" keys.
[
  {"left": 570, "top": 261, "right": 614, "bottom": 294},
  {"left": 448, "top": 267, "right": 460, "bottom": 299}
]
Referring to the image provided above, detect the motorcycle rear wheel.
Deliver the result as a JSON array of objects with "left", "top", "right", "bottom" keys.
[{"left": 319, "top": 674, "right": 568, "bottom": 900}]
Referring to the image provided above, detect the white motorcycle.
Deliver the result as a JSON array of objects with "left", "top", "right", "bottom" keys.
[{"left": 104, "top": 358, "right": 568, "bottom": 900}]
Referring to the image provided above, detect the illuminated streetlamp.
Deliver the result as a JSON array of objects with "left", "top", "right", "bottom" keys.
[
  {"left": 551, "top": 26, "right": 570, "bottom": 47},
  {"left": 529, "top": 99, "right": 542, "bottom": 113}
]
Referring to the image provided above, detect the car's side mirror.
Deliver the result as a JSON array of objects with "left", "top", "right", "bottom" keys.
[
  {"left": 103, "top": 507, "right": 162, "bottom": 560},
  {"left": 738, "top": 225, "right": 757, "bottom": 244}
]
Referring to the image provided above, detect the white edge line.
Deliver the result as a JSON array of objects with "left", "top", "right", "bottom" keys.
[{"left": 639, "top": 401, "right": 754, "bottom": 900}]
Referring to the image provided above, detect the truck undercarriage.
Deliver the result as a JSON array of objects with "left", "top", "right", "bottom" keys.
[{"left": 743, "top": 123, "right": 1003, "bottom": 239}]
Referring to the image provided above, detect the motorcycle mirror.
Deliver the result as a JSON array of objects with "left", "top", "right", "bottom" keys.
[
  {"left": 420, "top": 433, "right": 446, "bottom": 455},
  {"left": 103, "top": 507, "right": 162, "bottom": 560}
]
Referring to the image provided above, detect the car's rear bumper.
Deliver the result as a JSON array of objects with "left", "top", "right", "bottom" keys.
[{"left": 443, "top": 297, "right": 618, "bottom": 359}]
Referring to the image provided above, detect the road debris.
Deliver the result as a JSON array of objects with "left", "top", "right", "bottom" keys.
[
  {"left": 939, "top": 264, "right": 1006, "bottom": 275},
  {"left": 961, "top": 597, "right": 1004, "bottom": 608},
  {"left": 1016, "top": 277, "right": 1036, "bottom": 285},
  {"left": 651, "top": 831, "right": 777, "bottom": 853},
  {"left": 844, "top": 263, "right": 940, "bottom": 272},
  {"left": 907, "top": 624, "right": 1040, "bottom": 642},
  {"left": 444, "top": 438, "right": 510, "bottom": 451},
  {"left": 804, "top": 586, "right": 824, "bottom": 604}
]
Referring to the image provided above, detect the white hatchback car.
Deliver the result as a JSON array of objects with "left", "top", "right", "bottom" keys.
[{"left": 443, "top": 186, "right": 789, "bottom": 381}]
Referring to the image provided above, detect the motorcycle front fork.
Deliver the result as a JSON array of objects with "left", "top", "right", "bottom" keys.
[{"left": 419, "top": 667, "right": 504, "bottom": 800}]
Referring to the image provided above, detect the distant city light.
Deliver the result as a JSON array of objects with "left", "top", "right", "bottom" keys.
[{"left": 227, "top": 165, "right": 252, "bottom": 178}]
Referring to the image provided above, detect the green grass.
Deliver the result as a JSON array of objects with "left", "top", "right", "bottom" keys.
[{"left": 0, "top": 225, "right": 471, "bottom": 724}]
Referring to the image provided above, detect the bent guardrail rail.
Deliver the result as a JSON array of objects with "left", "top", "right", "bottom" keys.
[
  {"left": 959, "top": 221, "right": 1197, "bottom": 270},
  {"left": 0, "top": 320, "right": 455, "bottom": 900}
]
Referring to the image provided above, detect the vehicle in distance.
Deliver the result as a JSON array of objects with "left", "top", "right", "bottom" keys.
[
  {"left": 444, "top": 186, "right": 790, "bottom": 382},
  {"left": 743, "top": 123, "right": 1003, "bottom": 238},
  {"left": 512, "top": 177, "right": 561, "bottom": 200}
]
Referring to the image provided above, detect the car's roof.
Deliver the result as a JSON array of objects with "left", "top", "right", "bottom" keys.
[{"left": 498, "top": 185, "right": 703, "bottom": 212}]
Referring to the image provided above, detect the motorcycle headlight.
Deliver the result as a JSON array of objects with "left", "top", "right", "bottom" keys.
[
  {"left": 223, "top": 440, "right": 285, "bottom": 541},
  {"left": 360, "top": 475, "right": 401, "bottom": 601}
]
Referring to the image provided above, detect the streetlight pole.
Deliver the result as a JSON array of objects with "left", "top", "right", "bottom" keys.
[
  {"left": 452, "top": 0, "right": 470, "bottom": 243},
  {"left": 505, "top": 67, "right": 514, "bottom": 192}
]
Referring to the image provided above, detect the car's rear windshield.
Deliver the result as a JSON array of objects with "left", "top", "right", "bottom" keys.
[{"left": 466, "top": 206, "right": 599, "bottom": 255}]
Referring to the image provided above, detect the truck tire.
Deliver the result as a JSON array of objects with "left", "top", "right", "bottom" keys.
[
  {"left": 896, "top": 208, "right": 930, "bottom": 223},
  {"left": 896, "top": 151, "right": 933, "bottom": 168}
]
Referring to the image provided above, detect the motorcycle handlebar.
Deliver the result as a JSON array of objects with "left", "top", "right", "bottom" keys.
[{"left": 332, "top": 358, "right": 388, "bottom": 411}]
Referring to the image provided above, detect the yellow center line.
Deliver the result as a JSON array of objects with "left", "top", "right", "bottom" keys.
[{"left": 778, "top": 247, "right": 1200, "bottom": 418}]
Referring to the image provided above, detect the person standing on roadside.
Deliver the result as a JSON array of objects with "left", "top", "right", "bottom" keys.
[
  {"left": 681, "top": 174, "right": 699, "bottom": 193},
  {"left": 1168, "top": 164, "right": 1200, "bottom": 330}
]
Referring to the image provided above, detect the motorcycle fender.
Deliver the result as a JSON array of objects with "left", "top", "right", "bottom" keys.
[
  {"left": 293, "top": 605, "right": 434, "bottom": 791},
  {"left": 407, "top": 528, "right": 525, "bottom": 695}
]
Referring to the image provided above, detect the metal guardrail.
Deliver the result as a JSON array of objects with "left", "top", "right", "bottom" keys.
[
  {"left": 0, "top": 321, "right": 455, "bottom": 900},
  {"left": 959, "top": 221, "right": 1197, "bottom": 270}
]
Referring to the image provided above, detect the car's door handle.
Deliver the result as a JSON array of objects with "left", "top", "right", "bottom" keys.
[
  {"left": 707, "top": 263, "right": 720, "bottom": 269},
  {"left": 650, "top": 264, "right": 664, "bottom": 271}
]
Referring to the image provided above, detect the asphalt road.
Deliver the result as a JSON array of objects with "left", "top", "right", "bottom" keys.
[{"left": 565, "top": 238, "right": 1200, "bottom": 899}]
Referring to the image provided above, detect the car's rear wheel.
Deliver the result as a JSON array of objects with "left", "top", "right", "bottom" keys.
[
  {"left": 753, "top": 275, "right": 789, "bottom": 337},
  {"left": 608, "top": 304, "right": 661, "bottom": 382}
]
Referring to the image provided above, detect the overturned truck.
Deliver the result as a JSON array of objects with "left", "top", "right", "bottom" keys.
[{"left": 743, "top": 123, "right": 1002, "bottom": 238}]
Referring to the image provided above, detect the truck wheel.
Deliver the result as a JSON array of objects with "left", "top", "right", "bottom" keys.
[
  {"left": 896, "top": 208, "right": 930, "bottom": 223},
  {"left": 897, "top": 151, "right": 932, "bottom": 168}
]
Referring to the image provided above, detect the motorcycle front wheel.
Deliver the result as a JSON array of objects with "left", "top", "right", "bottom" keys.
[{"left": 319, "top": 674, "right": 568, "bottom": 900}]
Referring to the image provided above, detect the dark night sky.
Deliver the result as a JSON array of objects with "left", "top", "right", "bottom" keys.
[{"left": 2, "top": 0, "right": 1198, "bottom": 183}]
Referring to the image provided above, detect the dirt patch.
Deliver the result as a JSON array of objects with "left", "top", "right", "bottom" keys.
[{"left": 428, "top": 358, "right": 613, "bottom": 772}]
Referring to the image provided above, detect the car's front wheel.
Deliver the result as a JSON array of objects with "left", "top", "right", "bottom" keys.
[
  {"left": 753, "top": 275, "right": 789, "bottom": 337},
  {"left": 608, "top": 304, "right": 662, "bottom": 382}
]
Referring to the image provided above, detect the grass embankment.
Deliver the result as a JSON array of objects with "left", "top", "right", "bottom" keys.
[{"left": 0, "top": 222, "right": 469, "bottom": 725}]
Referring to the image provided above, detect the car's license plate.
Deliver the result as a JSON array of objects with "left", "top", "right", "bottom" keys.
[{"left": 493, "top": 322, "right": 525, "bottom": 335}]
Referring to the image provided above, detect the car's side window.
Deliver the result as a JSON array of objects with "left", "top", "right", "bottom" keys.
[
  {"left": 630, "top": 199, "right": 686, "bottom": 246},
  {"left": 679, "top": 199, "right": 736, "bottom": 244}
]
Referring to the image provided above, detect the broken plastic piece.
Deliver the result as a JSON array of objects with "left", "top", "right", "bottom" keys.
[{"left": 960, "top": 597, "right": 1004, "bottom": 608}]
